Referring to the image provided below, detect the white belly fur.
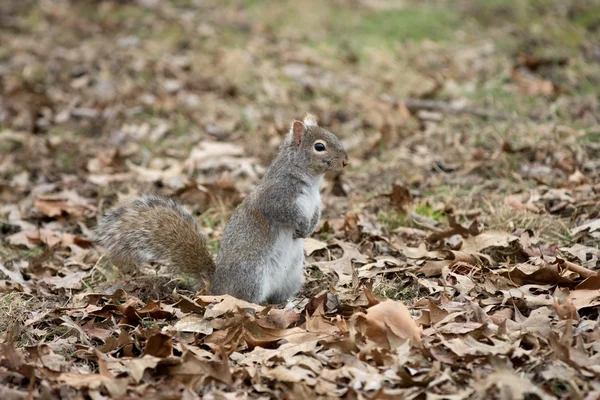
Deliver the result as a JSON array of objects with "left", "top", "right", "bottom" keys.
[
  {"left": 262, "top": 176, "right": 323, "bottom": 301},
  {"left": 296, "top": 175, "right": 323, "bottom": 221},
  {"left": 262, "top": 229, "right": 304, "bottom": 300}
]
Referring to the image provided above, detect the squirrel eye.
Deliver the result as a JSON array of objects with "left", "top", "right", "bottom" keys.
[{"left": 314, "top": 142, "right": 326, "bottom": 152}]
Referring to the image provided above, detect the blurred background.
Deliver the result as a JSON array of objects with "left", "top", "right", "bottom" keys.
[{"left": 1, "top": 0, "right": 599, "bottom": 267}]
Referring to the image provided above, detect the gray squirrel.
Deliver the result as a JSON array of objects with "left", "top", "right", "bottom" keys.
[{"left": 94, "top": 114, "right": 348, "bottom": 304}]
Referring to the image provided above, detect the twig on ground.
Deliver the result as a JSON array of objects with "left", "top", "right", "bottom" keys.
[{"left": 380, "top": 95, "right": 514, "bottom": 120}]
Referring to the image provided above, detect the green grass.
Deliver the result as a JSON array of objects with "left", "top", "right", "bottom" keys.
[
  {"left": 580, "top": 130, "right": 600, "bottom": 144},
  {"left": 354, "top": 7, "right": 459, "bottom": 44},
  {"left": 461, "top": 0, "right": 598, "bottom": 58},
  {"left": 467, "top": 82, "right": 535, "bottom": 114},
  {"left": 0, "top": 139, "right": 21, "bottom": 155},
  {"left": 56, "top": 148, "right": 80, "bottom": 171},
  {"left": 247, "top": 1, "right": 460, "bottom": 58},
  {"left": 378, "top": 210, "right": 409, "bottom": 231},
  {"left": 0, "top": 242, "right": 45, "bottom": 263},
  {"left": 373, "top": 280, "right": 421, "bottom": 301},
  {"left": 378, "top": 201, "right": 447, "bottom": 232},
  {"left": 414, "top": 203, "right": 445, "bottom": 222}
]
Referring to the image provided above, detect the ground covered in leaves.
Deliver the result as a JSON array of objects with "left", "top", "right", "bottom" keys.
[{"left": 1, "top": 0, "right": 600, "bottom": 398}]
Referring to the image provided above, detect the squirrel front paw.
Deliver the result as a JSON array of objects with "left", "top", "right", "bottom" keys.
[
  {"left": 293, "top": 230, "right": 307, "bottom": 239},
  {"left": 293, "top": 226, "right": 311, "bottom": 239}
]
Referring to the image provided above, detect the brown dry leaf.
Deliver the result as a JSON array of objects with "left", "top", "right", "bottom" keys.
[
  {"left": 357, "top": 256, "right": 403, "bottom": 279},
  {"left": 443, "top": 335, "right": 511, "bottom": 357},
  {"left": 442, "top": 266, "right": 476, "bottom": 298},
  {"left": 427, "top": 215, "right": 479, "bottom": 243},
  {"left": 125, "top": 160, "right": 185, "bottom": 186},
  {"left": 263, "top": 365, "right": 317, "bottom": 386},
  {"left": 498, "top": 285, "right": 555, "bottom": 308},
  {"left": 171, "top": 315, "right": 213, "bottom": 334},
  {"left": 0, "top": 262, "right": 27, "bottom": 286},
  {"left": 461, "top": 231, "right": 519, "bottom": 252},
  {"left": 174, "top": 173, "right": 242, "bottom": 210},
  {"left": 380, "top": 183, "right": 412, "bottom": 212},
  {"left": 312, "top": 240, "right": 368, "bottom": 286},
  {"left": 511, "top": 67, "right": 558, "bottom": 97},
  {"left": 56, "top": 373, "right": 114, "bottom": 390},
  {"left": 561, "top": 244, "right": 600, "bottom": 268},
  {"left": 417, "top": 250, "right": 481, "bottom": 277},
  {"left": 86, "top": 148, "right": 124, "bottom": 174},
  {"left": 120, "top": 355, "right": 161, "bottom": 383},
  {"left": 143, "top": 333, "right": 173, "bottom": 358},
  {"left": 474, "top": 367, "right": 554, "bottom": 399},
  {"left": 260, "top": 308, "right": 301, "bottom": 329},
  {"left": 567, "top": 289, "right": 600, "bottom": 311},
  {"left": 505, "top": 193, "right": 543, "bottom": 212},
  {"left": 87, "top": 172, "right": 134, "bottom": 186},
  {"left": 0, "top": 279, "right": 25, "bottom": 293},
  {"left": 81, "top": 319, "right": 113, "bottom": 340},
  {"left": 505, "top": 307, "right": 553, "bottom": 339},
  {"left": 398, "top": 242, "right": 446, "bottom": 259},
  {"left": 35, "top": 199, "right": 76, "bottom": 218},
  {"left": 173, "top": 295, "right": 206, "bottom": 314},
  {"left": 552, "top": 298, "right": 579, "bottom": 321},
  {"left": 240, "top": 340, "right": 320, "bottom": 366},
  {"left": 304, "top": 238, "right": 328, "bottom": 256},
  {"left": 7, "top": 228, "right": 61, "bottom": 248},
  {"left": 168, "top": 350, "right": 232, "bottom": 386},
  {"left": 121, "top": 299, "right": 174, "bottom": 325},
  {"left": 548, "top": 329, "right": 596, "bottom": 375},
  {"left": 571, "top": 219, "right": 600, "bottom": 237},
  {"left": 435, "top": 322, "right": 483, "bottom": 335},
  {"left": 363, "top": 299, "right": 422, "bottom": 348},
  {"left": 42, "top": 271, "right": 88, "bottom": 290},
  {"left": 184, "top": 141, "right": 260, "bottom": 179},
  {"left": 576, "top": 275, "right": 600, "bottom": 290},
  {"left": 200, "top": 295, "right": 264, "bottom": 318},
  {"left": 500, "top": 259, "right": 581, "bottom": 287},
  {"left": 490, "top": 308, "right": 514, "bottom": 325},
  {"left": 243, "top": 321, "right": 321, "bottom": 349},
  {"left": 34, "top": 191, "right": 96, "bottom": 218},
  {"left": 344, "top": 212, "right": 361, "bottom": 242}
]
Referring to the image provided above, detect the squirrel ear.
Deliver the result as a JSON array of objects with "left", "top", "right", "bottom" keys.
[
  {"left": 303, "top": 113, "right": 318, "bottom": 127},
  {"left": 291, "top": 120, "right": 305, "bottom": 146}
]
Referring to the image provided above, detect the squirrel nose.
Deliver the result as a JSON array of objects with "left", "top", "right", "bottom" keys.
[{"left": 342, "top": 158, "right": 349, "bottom": 167}]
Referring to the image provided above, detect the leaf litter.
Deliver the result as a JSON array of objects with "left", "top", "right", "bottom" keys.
[{"left": 1, "top": 0, "right": 600, "bottom": 398}]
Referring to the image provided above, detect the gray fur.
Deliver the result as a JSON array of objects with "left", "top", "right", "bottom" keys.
[{"left": 212, "top": 122, "right": 347, "bottom": 303}]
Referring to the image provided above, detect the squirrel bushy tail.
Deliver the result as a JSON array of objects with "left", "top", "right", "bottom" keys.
[{"left": 94, "top": 196, "right": 216, "bottom": 284}]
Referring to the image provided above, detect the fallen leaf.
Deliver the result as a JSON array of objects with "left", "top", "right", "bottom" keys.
[
  {"left": 363, "top": 299, "right": 422, "bottom": 348},
  {"left": 304, "top": 238, "right": 328, "bottom": 256},
  {"left": 199, "top": 295, "right": 264, "bottom": 318},
  {"left": 143, "top": 333, "right": 173, "bottom": 358},
  {"left": 511, "top": 67, "right": 558, "bottom": 97},
  {"left": 312, "top": 240, "right": 368, "bottom": 286},
  {"left": 380, "top": 183, "right": 412, "bottom": 212},
  {"left": 171, "top": 315, "right": 213, "bottom": 334},
  {"left": 571, "top": 219, "right": 600, "bottom": 236},
  {"left": 43, "top": 271, "right": 88, "bottom": 290},
  {"left": 552, "top": 298, "right": 579, "bottom": 321}
]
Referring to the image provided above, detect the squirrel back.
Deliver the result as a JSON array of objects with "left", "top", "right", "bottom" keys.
[
  {"left": 94, "top": 114, "right": 347, "bottom": 304},
  {"left": 94, "top": 196, "right": 215, "bottom": 285}
]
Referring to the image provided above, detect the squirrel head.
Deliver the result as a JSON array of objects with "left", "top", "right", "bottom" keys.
[{"left": 286, "top": 113, "right": 348, "bottom": 176}]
